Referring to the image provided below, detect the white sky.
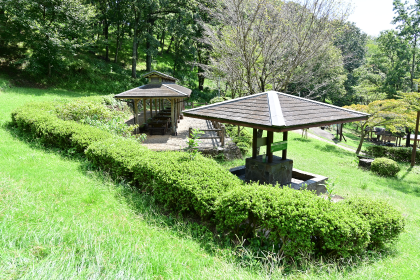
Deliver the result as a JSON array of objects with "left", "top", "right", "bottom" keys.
[{"left": 347, "top": 0, "right": 416, "bottom": 37}]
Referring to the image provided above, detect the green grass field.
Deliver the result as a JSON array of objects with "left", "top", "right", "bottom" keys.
[{"left": 1, "top": 77, "right": 420, "bottom": 279}]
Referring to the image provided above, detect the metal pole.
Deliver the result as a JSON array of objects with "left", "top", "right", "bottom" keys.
[{"left": 411, "top": 110, "right": 420, "bottom": 167}]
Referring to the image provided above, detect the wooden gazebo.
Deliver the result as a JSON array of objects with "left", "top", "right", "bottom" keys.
[
  {"left": 114, "top": 71, "right": 191, "bottom": 134},
  {"left": 183, "top": 91, "right": 369, "bottom": 186}
]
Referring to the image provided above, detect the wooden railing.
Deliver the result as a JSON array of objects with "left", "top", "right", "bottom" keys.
[{"left": 189, "top": 121, "right": 225, "bottom": 147}]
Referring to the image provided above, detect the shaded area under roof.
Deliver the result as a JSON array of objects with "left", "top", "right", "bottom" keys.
[
  {"left": 183, "top": 91, "right": 369, "bottom": 132},
  {"left": 114, "top": 83, "right": 192, "bottom": 99}
]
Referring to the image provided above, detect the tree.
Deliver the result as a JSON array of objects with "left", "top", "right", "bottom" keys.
[
  {"left": 1, "top": 0, "right": 96, "bottom": 77},
  {"left": 344, "top": 99, "right": 410, "bottom": 154},
  {"left": 393, "top": 0, "right": 420, "bottom": 91},
  {"left": 204, "top": 0, "right": 350, "bottom": 99}
]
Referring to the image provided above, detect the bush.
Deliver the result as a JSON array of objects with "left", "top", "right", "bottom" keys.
[
  {"left": 86, "top": 138, "right": 243, "bottom": 218},
  {"left": 215, "top": 185, "right": 370, "bottom": 257},
  {"left": 365, "top": 145, "right": 420, "bottom": 163},
  {"left": 225, "top": 124, "right": 252, "bottom": 155},
  {"left": 11, "top": 102, "right": 113, "bottom": 152},
  {"left": 344, "top": 197, "right": 405, "bottom": 249},
  {"left": 371, "top": 157, "right": 400, "bottom": 177}
]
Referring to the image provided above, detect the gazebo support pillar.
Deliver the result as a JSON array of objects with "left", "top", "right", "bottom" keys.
[
  {"left": 133, "top": 99, "right": 139, "bottom": 133},
  {"left": 171, "top": 99, "right": 176, "bottom": 135},
  {"left": 149, "top": 99, "right": 153, "bottom": 118},
  {"left": 252, "top": 128, "right": 258, "bottom": 159},
  {"left": 267, "top": 131, "right": 273, "bottom": 163},
  {"left": 282, "top": 131, "right": 288, "bottom": 160},
  {"left": 143, "top": 99, "right": 147, "bottom": 124}
]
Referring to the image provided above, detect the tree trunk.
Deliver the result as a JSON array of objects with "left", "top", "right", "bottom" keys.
[
  {"left": 166, "top": 35, "right": 174, "bottom": 53},
  {"left": 406, "top": 127, "right": 411, "bottom": 147},
  {"left": 146, "top": 38, "right": 152, "bottom": 71},
  {"left": 411, "top": 35, "right": 417, "bottom": 91},
  {"left": 356, "top": 128, "right": 367, "bottom": 154},
  {"left": 104, "top": 19, "right": 109, "bottom": 61},
  {"left": 114, "top": 22, "right": 121, "bottom": 63},
  {"left": 131, "top": 19, "right": 138, "bottom": 78}
]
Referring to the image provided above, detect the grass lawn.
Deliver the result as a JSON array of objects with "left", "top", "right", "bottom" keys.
[{"left": 1, "top": 77, "right": 420, "bottom": 279}]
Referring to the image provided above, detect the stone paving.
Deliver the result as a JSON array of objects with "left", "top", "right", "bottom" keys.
[{"left": 126, "top": 111, "right": 232, "bottom": 151}]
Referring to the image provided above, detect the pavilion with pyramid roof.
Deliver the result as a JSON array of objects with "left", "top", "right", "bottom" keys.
[
  {"left": 183, "top": 91, "right": 369, "bottom": 190},
  {"left": 115, "top": 70, "right": 191, "bottom": 135}
]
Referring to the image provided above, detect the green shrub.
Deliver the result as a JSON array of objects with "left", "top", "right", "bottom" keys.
[
  {"left": 86, "top": 139, "right": 243, "bottom": 218},
  {"left": 344, "top": 197, "right": 405, "bottom": 249},
  {"left": 225, "top": 124, "right": 252, "bottom": 155},
  {"left": 11, "top": 102, "right": 113, "bottom": 152},
  {"left": 365, "top": 145, "right": 420, "bottom": 163},
  {"left": 215, "top": 185, "right": 370, "bottom": 257},
  {"left": 371, "top": 157, "right": 401, "bottom": 177}
]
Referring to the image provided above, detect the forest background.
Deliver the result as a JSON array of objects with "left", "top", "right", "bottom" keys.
[{"left": 0, "top": 0, "right": 419, "bottom": 110}]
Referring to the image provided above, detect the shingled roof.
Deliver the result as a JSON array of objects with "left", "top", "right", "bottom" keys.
[
  {"left": 114, "top": 83, "right": 191, "bottom": 99},
  {"left": 142, "top": 70, "right": 178, "bottom": 82},
  {"left": 183, "top": 91, "right": 369, "bottom": 132}
]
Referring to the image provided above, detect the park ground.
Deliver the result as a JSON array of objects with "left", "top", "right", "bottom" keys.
[{"left": 0, "top": 79, "right": 419, "bottom": 279}]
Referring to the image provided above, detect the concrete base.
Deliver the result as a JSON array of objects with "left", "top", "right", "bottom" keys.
[
  {"left": 290, "top": 169, "right": 328, "bottom": 195},
  {"left": 245, "top": 155, "right": 293, "bottom": 186},
  {"left": 230, "top": 165, "right": 328, "bottom": 195}
]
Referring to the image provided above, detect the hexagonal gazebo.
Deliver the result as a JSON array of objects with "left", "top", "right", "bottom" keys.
[{"left": 183, "top": 91, "right": 369, "bottom": 192}]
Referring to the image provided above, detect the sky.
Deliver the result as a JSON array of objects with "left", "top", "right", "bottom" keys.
[{"left": 347, "top": 0, "right": 416, "bottom": 37}]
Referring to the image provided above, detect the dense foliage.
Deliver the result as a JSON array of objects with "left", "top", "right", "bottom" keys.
[
  {"left": 365, "top": 145, "right": 420, "bottom": 163},
  {"left": 371, "top": 158, "right": 401, "bottom": 177},
  {"left": 10, "top": 99, "right": 406, "bottom": 260}
]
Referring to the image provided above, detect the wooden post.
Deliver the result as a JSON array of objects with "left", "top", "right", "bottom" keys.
[
  {"left": 252, "top": 128, "right": 258, "bottom": 159},
  {"left": 267, "top": 131, "right": 273, "bottom": 163},
  {"left": 154, "top": 99, "right": 157, "bottom": 115},
  {"left": 221, "top": 125, "right": 225, "bottom": 147},
  {"left": 189, "top": 127, "right": 192, "bottom": 138},
  {"left": 411, "top": 110, "right": 420, "bottom": 167},
  {"left": 282, "top": 131, "right": 288, "bottom": 160},
  {"left": 133, "top": 99, "right": 139, "bottom": 133},
  {"left": 150, "top": 99, "right": 153, "bottom": 118},
  {"left": 171, "top": 99, "right": 175, "bottom": 134},
  {"left": 143, "top": 99, "right": 147, "bottom": 124},
  {"left": 340, "top": 123, "right": 343, "bottom": 141}
]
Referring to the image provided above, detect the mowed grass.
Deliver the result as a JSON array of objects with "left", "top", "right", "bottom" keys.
[
  {"left": 219, "top": 129, "right": 420, "bottom": 279},
  {"left": 1, "top": 77, "right": 420, "bottom": 279},
  {"left": 0, "top": 82, "right": 262, "bottom": 279}
]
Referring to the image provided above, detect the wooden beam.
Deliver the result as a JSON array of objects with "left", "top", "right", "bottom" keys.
[
  {"left": 252, "top": 128, "right": 257, "bottom": 159},
  {"left": 171, "top": 99, "right": 175, "bottom": 135},
  {"left": 267, "top": 131, "right": 273, "bottom": 163},
  {"left": 143, "top": 99, "right": 147, "bottom": 124},
  {"left": 150, "top": 99, "right": 153, "bottom": 118},
  {"left": 133, "top": 100, "right": 139, "bottom": 134},
  {"left": 154, "top": 99, "right": 157, "bottom": 115},
  {"left": 282, "top": 131, "right": 288, "bottom": 160}
]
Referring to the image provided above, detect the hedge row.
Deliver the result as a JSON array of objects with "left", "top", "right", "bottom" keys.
[
  {"left": 365, "top": 145, "right": 420, "bottom": 163},
  {"left": 11, "top": 101, "right": 405, "bottom": 259}
]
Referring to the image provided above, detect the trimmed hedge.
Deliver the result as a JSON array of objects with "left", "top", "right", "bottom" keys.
[
  {"left": 371, "top": 158, "right": 400, "bottom": 177},
  {"left": 11, "top": 102, "right": 112, "bottom": 152},
  {"left": 10, "top": 100, "right": 406, "bottom": 259},
  {"left": 344, "top": 198, "right": 405, "bottom": 249},
  {"left": 86, "top": 138, "right": 242, "bottom": 217},
  {"left": 215, "top": 185, "right": 370, "bottom": 257},
  {"left": 365, "top": 145, "right": 420, "bottom": 163}
]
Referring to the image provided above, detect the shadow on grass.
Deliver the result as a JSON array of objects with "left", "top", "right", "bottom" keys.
[{"left": 2, "top": 122, "right": 401, "bottom": 275}]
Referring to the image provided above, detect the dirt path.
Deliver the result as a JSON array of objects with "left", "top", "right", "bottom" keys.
[{"left": 296, "top": 127, "right": 357, "bottom": 153}]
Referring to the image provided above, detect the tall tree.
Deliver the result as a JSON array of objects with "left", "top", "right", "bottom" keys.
[
  {"left": 1, "top": 0, "right": 96, "bottom": 77},
  {"left": 393, "top": 0, "right": 420, "bottom": 91},
  {"left": 204, "top": 0, "right": 350, "bottom": 98}
]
